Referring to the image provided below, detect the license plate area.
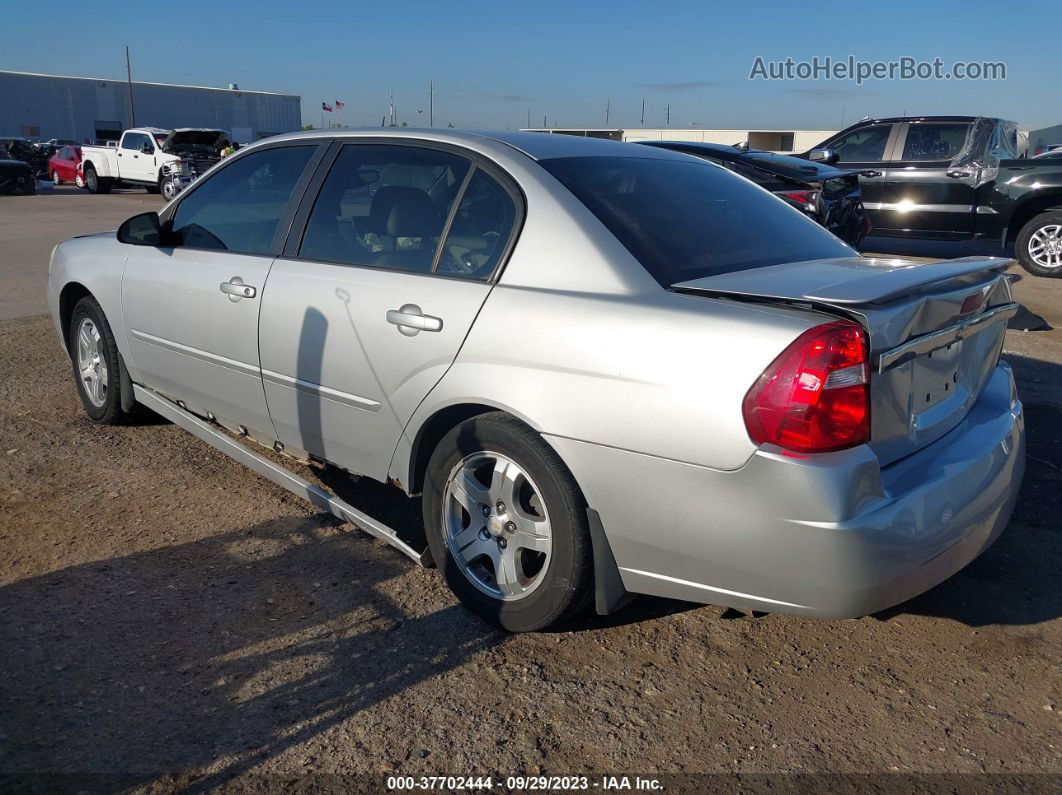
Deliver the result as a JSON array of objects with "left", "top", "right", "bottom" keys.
[{"left": 911, "top": 339, "right": 964, "bottom": 413}]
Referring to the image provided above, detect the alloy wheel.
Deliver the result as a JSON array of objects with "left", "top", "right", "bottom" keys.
[
  {"left": 76, "top": 318, "right": 108, "bottom": 407},
  {"left": 1029, "top": 224, "right": 1062, "bottom": 270},
  {"left": 442, "top": 451, "right": 553, "bottom": 601}
]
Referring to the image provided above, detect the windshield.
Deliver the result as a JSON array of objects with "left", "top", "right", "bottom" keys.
[{"left": 540, "top": 155, "right": 854, "bottom": 286}]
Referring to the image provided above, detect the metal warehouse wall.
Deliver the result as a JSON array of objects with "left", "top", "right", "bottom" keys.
[
  {"left": 1029, "top": 124, "right": 1062, "bottom": 154},
  {"left": 0, "top": 71, "right": 301, "bottom": 144},
  {"left": 621, "top": 128, "right": 837, "bottom": 152}
]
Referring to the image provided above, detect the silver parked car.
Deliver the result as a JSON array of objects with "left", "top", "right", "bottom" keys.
[{"left": 48, "top": 130, "right": 1025, "bottom": 631}]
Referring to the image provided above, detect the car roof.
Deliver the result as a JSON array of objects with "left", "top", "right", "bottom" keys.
[{"left": 260, "top": 128, "right": 687, "bottom": 162}]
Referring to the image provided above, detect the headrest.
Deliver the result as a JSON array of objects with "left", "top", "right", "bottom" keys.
[{"left": 369, "top": 186, "right": 440, "bottom": 238}]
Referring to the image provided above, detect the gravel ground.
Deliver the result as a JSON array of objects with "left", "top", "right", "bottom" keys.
[{"left": 0, "top": 194, "right": 1059, "bottom": 791}]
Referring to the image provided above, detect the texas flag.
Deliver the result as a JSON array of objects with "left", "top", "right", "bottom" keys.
[
  {"left": 335, "top": 100, "right": 346, "bottom": 109},
  {"left": 322, "top": 102, "right": 333, "bottom": 112}
]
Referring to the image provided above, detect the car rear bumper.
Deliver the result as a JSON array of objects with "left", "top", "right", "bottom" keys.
[{"left": 545, "top": 361, "right": 1024, "bottom": 619}]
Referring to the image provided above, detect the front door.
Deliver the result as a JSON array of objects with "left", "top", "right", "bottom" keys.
[
  {"left": 118, "top": 132, "right": 157, "bottom": 183},
  {"left": 820, "top": 122, "right": 898, "bottom": 234},
  {"left": 122, "top": 143, "right": 319, "bottom": 435},
  {"left": 258, "top": 142, "right": 521, "bottom": 481}
]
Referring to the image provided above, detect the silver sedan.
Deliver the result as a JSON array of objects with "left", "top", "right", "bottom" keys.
[{"left": 47, "top": 130, "right": 1025, "bottom": 631}]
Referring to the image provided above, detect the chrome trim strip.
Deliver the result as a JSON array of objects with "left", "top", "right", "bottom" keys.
[
  {"left": 619, "top": 567, "right": 809, "bottom": 609},
  {"left": 877, "top": 303, "right": 1019, "bottom": 374},
  {"left": 129, "top": 329, "right": 260, "bottom": 378},
  {"left": 260, "top": 368, "right": 381, "bottom": 412},
  {"left": 976, "top": 206, "right": 999, "bottom": 214},
  {"left": 132, "top": 384, "right": 427, "bottom": 566},
  {"left": 863, "top": 202, "right": 973, "bottom": 213}
]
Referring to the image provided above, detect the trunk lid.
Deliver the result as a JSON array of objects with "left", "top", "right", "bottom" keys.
[{"left": 673, "top": 256, "right": 1017, "bottom": 465}]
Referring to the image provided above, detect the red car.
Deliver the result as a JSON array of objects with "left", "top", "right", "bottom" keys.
[{"left": 48, "top": 145, "right": 84, "bottom": 187}]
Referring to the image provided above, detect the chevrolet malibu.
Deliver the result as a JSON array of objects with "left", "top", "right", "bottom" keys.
[{"left": 47, "top": 130, "right": 1025, "bottom": 631}]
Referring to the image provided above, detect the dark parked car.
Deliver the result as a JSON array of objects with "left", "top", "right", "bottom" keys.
[
  {"left": 804, "top": 116, "right": 1062, "bottom": 277},
  {"left": 0, "top": 137, "right": 49, "bottom": 177},
  {"left": 638, "top": 140, "right": 870, "bottom": 247},
  {"left": 0, "top": 157, "right": 37, "bottom": 195}
]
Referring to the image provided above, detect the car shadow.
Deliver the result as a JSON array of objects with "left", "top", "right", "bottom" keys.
[
  {"left": 874, "top": 351, "right": 1062, "bottom": 627},
  {"left": 0, "top": 516, "right": 504, "bottom": 789}
]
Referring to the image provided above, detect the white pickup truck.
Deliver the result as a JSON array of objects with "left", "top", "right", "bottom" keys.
[{"left": 80, "top": 127, "right": 230, "bottom": 199}]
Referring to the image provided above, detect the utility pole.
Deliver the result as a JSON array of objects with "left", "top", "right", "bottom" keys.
[
  {"left": 605, "top": 98, "right": 610, "bottom": 125},
  {"left": 640, "top": 98, "right": 645, "bottom": 126},
  {"left": 389, "top": 90, "right": 395, "bottom": 126},
  {"left": 543, "top": 114, "right": 547, "bottom": 127},
  {"left": 125, "top": 46, "right": 136, "bottom": 127},
  {"left": 666, "top": 103, "right": 670, "bottom": 127},
  {"left": 429, "top": 81, "right": 434, "bottom": 128},
  {"left": 527, "top": 109, "right": 531, "bottom": 128},
  {"left": 840, "top": 105, "right": 845, "bottom": 128}
]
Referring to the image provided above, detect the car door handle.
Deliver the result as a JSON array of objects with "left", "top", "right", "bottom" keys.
[
  {"left": 860, "top": 170, "right": 883, "bottom": 178},
  {"left": 220, "top": 277, "right": 257, "bottom": 301},
  {"left": 946, "top": 170, "right": 972, "bottom": 179},
  {"left": 386, "top": 304, "right": 443, "bottom": 336}
]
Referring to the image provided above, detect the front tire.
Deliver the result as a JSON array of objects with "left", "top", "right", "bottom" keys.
[
  {"left": 1016, "top": 211, "right": 1062, "bottom": 277},
  {"left": 68, "top": 296, "right": 131, "bottom": 424},
  {"left": 423, "top": 413, "right": 594, "bottom": 632},
  {"left": 161, "top": 177, "right": 179, "bottom": 201},
  {"left": 52, "top": 170, "right": 62, "bottom": 186}
]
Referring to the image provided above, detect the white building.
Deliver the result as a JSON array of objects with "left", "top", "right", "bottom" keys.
[
  {"left": 0, "top": 70, "right": 302, "bottom": 144},
  {"left": 521, "top": 127, "right": 837, "bottom": 153}
]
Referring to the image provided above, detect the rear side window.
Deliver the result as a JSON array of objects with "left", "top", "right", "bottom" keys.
[
  {"left": 437, "top": 169, "right": 518, "bottom": 279},
  {"left": 172, "top": 145, "right": 315, "bottom": 254},
  {"left": 541, "top": 156, "right": 853, "bottom": 286},
  {"left": 901, "top": 123, "right": 970, "bottom": 161},
  {"left": 299, "top": 144, "right": 471, "bottom": 273},
  {"left": 828, "top": 125, "right": 892, "bottom": 162}
]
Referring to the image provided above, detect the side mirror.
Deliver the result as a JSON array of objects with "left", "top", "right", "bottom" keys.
[
  {"left": 117, "top": 211, "right": 169, "bottom": 246},
  {"left": 808, "top": 148, "right": 838, "bottom": 164}
]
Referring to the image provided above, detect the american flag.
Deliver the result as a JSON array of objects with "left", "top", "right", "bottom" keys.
[
  {"left": 322, "top": 102, "right": 333, "bottom": 112},
  {"left": 335, "top": 99, "right": 346, "bottom": 109}
]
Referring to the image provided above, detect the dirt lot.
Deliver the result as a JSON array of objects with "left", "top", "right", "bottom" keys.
[{"left": 0, "top": 187, "right": 1060, "bottom": 790}]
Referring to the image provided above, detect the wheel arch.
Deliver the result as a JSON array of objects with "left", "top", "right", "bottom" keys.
[
  {"left": 58, "top": 281, "right": 93, "bottom": 356},
  {"left": 1006, "top": 191, "right": 1062, "bottom": 243},
  {"left": 404, "top": 402, "right": 508, "bottom": 496}
]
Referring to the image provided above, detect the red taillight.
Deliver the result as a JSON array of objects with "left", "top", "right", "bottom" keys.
[
  {"left": 743, "top": 320, "right": 870, "bottom": 453},
  {"left": 777, "top": 189, "right": 818, "bottom": 207}
]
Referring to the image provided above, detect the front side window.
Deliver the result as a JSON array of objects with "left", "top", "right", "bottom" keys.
[
  {"left": 171, "top": 145, "right": 315, "bottom": 254},
  {"left": 901, "top": 123, "right": 970, "bottom": 162},
  {"left": 299, "top": 144, "right": 471, "bottom": 273},
  {"left": 541, "top": 155, "right": 853, "bottom": 287},
  {"left": 829, "top": 125, "right": 893, "bottom": 162},
  {"left": 121, "top": 133, "right": 145, "bottom": 151}
]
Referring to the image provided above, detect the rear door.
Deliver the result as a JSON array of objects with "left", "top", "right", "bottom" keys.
[
  {"left": 258, "top": 141, "right": 522, "bottom": 481},
  {"left": 877, "top": 121, "right": 976, "bottom": 237},
  {"left": 820, "top": 123, "right": 899, "bottom": 232},
  {"left": 122, "top": 142, "right": 322, "bottom": 435}
]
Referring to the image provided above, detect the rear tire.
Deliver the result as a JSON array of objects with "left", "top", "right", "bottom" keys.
[
  {"left": 68, "top": 296, "right": 131, "bottom": 424},
  {"left": 84, "top": 165, "right": 110, "bottom": 194},
  {"left": 1016, "top": 211, "right": 1062, "bottom": 278},
  {"left": 423, "top": 413, "right": 594, "bottom": 632}
]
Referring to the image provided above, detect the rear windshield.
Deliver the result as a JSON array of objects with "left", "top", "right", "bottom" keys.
[{"left": 541, "top": 156, "right": 854, "bottom": 286}]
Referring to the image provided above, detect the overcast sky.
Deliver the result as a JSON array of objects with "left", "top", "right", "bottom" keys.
[{"left": 2, "top": 0, "right": 1058, "bottom": 131}]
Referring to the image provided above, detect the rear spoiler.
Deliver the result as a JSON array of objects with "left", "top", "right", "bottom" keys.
[{"left": 672, "top": 256, "right": 1011, "bottom": 306}]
